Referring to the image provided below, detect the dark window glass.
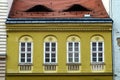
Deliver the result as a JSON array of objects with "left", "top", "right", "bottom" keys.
[
  {"left": 21, "top": 59, "right": 25, "bottom": 62},
  {"left": 27, "top": 59, "right": 31, "bottom": 62},
  {"left": 45, "top": 59, "right": 49, "bottom": 62},
  {"left": 51, "top": 58, "right": 56, "bottom": 62},
  {"left": 92, "top": 58, "right": 96, "bottom": 62}
]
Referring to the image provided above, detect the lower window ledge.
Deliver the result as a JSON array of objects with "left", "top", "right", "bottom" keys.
[
  {"left": 67, "top": 63, "right": 81, "bottom": 71},
  {"left": 43, "top": 64, "right": 57, "bottom": 71},
  {"left": 91, "top": 62, "right": 105, "bottom": 71},
  {"left": 19, "top": 64, "right": 32, "bottom": 71}
]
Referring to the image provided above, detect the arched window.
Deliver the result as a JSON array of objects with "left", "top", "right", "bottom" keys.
[
  {"left": 67, "top": 36, "right": 80, "bottom": 63},
  {"left": 91, "top": 36, "right": 104, "bottom": 63},
  {"left": 44, "top": 36, "right": 57, "bottom": 64},
  {"left": 19, "top": 36, "right": 33, "bottom": 64}
]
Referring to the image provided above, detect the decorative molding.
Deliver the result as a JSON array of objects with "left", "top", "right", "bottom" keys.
[{"left": 6, "top": 24, "right": 112, "bottom": 32}]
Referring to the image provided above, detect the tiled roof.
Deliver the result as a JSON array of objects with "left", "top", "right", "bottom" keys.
[{"left": 8, "top": 0, "right": 109, "bottom": 18}]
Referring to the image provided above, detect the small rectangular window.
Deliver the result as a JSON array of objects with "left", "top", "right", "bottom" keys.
[
  {"left": 91, "top": 42, "right": 104, "bottom": 63},
  {"left": 44, "top": 42, "right": 57, "bottom": 63},
  {"left": 19, "top": 42, "right": 32, "bottom": 63},
  {"left": 67, "top": 42, "right": 80, "bottom": 63}
]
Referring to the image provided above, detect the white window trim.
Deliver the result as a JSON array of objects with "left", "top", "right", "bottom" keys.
[
  {"left": 90, "top": 42, "right": 104, "bottom": 63},
  {"left": 44, "top": 42, "right": 57, "bottom": 64},
  {"left": 67, "top": 42, "right": 80, "bottom": 63},
  {"left": 19, "top": 42, "right": 33, "bottom": 64}
]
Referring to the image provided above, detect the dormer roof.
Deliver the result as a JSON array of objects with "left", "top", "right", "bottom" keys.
[{"left": 8, "top": 0, "right": 109, "bottom": 18}]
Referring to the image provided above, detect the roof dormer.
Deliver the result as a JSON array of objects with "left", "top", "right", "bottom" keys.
[
  {"left": 63, "top": 4, "right": 91, "bottom": 12},
  {"left": 25, "top": 5, "right": 53, "bottom": 12}
]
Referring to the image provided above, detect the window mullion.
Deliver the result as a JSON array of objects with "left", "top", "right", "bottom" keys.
[
  {"left": 19, "top": 42, "right": 21, "bottom": 63},
  {"left": 56, "top": 42, "right": 57, "bottom": 63},
  {"left": 50, "top": 42, "right": 52, "bottom": 63},
  {"left": 97, "top": 42, "right": 99, "bottom": 62},
  {"left": 78, "top": 42, "right": 80, "bottom": 63},
  {"left": 31, "top": 42, "right": 33, "bottom": 63},
  {"left": 102, "top": 42, "right": 104, "bottom": 62},
  {"left": 25, "top": 42, "right": 27, "bottom": 63},
  {"left": 44, "top": 42, "right": 46, "bottom": 63},
  {"left": 67, "top": 42, "right": 69, "bottom": 63},
  {"left": 73, "top": 42, "right": 75, "bottom": 63}
]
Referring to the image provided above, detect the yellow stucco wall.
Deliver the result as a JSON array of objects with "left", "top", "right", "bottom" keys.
[
  {"left": 6, "top": 73, "right": 113, "bottom": 80},
  {"left": 6, "top": 24, "right": 112, "bottom": 73}
]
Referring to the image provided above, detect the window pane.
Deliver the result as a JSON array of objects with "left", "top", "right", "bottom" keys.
[
  {"left": 69, "top": 43, "right": 73, "bottom": 46},
  {"left": 75, "top": 42, "right": 79, "bottom": 46},
  {"left": 68, "top": 53, "right": 73, "bottom": 57},
  {"left": 46, "top": 43, "right": 49, "bottom": 46},
  {"left": 27, "top": 54, "right": 31, "bottom": 57},
  {"left": 21, "top": 54, "right": 25, "bottom": 57},
  {"left": 98, "top": 42, "right": 102, "bottom": 46},
  {"left": 75, "top": 53, "right": 79, "bottom": 57},
  {"left": 98, "top": 58, "right": 103, "bottom": 62},
  {"left": 75, "top": 58, "right": 79, "bottom": 62},
  {"left": 92, "top": 42, "right": 96, "bottom": 46},
  {"left": 27, "top": 48, "right": 31, "bottom": 51},
  {"left": 27, "top": 43, "right": 31, "bottom": 47},
  {"left": 92, "top": 58, "right": 96, "bottom": 62},
  {"left": 51, "top": 54, "right": 55, "bottom": 57},
  {"left": 21, "top": 48, "right": 25, "bottom": 51},
  {"left": 98, "top": 53, "right": 102, "bottom": 57},
  {"left": 51, "top": 58, "right": 56, "bottom": 62},
  {"left": 52, "top": 43, "right": 56, "bottom": 47},
  {"left": 27, "top": 59, "right": 31, "bottom": 62},
  {"left": 45, "top": 59, "right": 50, "bottom": 62},
  {"left": 21, "top": 43, "right": 25, "bottom": 47},
  {"left": 75, "top": 48, "right": 78, "bottom": 51},
  {"left": 92, "top": 53, "right": 96, "bottom": 57},
  {"left": 68, "top": 42, "right": 73, "bottom": 51},
  {"left": 92, "top": 48, "right": 96, "bottom": 51},
  {"left": 45, "top": 54, "right": 49, "bottom": 57},
  {"left": 69, "top": 48, "right": 72, "bottom": 51},
  {"left": 69, "top": 58, "right": 73, "bottom": 62},
  {"left": 46, "top": 48, "right": 49, "bottom": 51},
  {"left": 45, "top": 43, "right": 50, "bottom": 51},
  {"left": 21, "top": 59, "right": 25, "bottom": 62},
  {"left": 75, "top": 42, "right": 79, "bottom": 51},
  {"left": 98, "top": 48, "right": 102, "bottom": 51},
  {"left": 52, "top": 48, "right": 55, "bottom": 51}
]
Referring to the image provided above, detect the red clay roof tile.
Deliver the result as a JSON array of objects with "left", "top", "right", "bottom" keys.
[{"left": 8, "top": 0, "right": 109, "bottom": 18}]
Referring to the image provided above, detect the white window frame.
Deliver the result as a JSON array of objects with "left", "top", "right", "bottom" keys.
[
  {"left": 19, "top": 42, "right": 33, "bottom": 64},
  {"left": 91, "top": 42, "right": 104, "bottom": 63},
  {"left": 44, "top": 42, "right": 57, "bottom": 64},
  {"left": 67, "top": 42, "right": 80, "bottom": 63}
]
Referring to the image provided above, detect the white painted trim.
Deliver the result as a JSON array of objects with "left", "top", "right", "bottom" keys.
[
  {"left": 44, "top": 42, "right": 57, "bottom": 64},
  {"left": 43, "top": 42, "right": 45, "bottom": 63},
  {"left": 19, "top": 42, "right": 21, "bottom": 63},
  {"left": 67, "top": 42, "right": 68, "bottom": 63},
  {"left": 67, "top": 42, "right": 80, "bottom": 63},
  {"left": 91, "top": 42, "right": 104, "bottom": 63},
  {"left": 19, "top": 42, "right": 33, "bottom": 63}
]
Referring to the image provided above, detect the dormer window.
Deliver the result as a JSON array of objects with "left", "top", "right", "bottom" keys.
[
  {"left": 63, "top": 4, "right": 91, "bottom": 12},
  {"left": 25, "top": 5, "right": 54, "bottom": 12}
]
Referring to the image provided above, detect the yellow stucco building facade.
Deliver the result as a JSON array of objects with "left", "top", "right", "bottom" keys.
[
  {"left": 6, "top": 21, "right": 113, "bottom": 80},
  {"left": 6, "top": 0, "right": 113, "bottom": 80}
]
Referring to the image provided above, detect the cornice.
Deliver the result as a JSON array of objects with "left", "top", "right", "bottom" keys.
[
  {"left": 6, "top": 18, "right": 113, "bottom": 24},
  {"left": 7, "top": 27, "right": 112, "bottom": 32},
  {"left": 6, "top": 23, "right": 112, "bottom": 32}
]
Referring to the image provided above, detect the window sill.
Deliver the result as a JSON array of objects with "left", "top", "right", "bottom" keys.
[
  {"left": 43, "top": 63, "right": 58, "bottom": 66},
  {"left": 90, "top": 62, "right": 105, "bottom": 65},
  {"left": 66, "top": 63, "right": 81, "bottom": 65},
  {"left": 18, "top": 63, "right": 33, "bottom": 66}
]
